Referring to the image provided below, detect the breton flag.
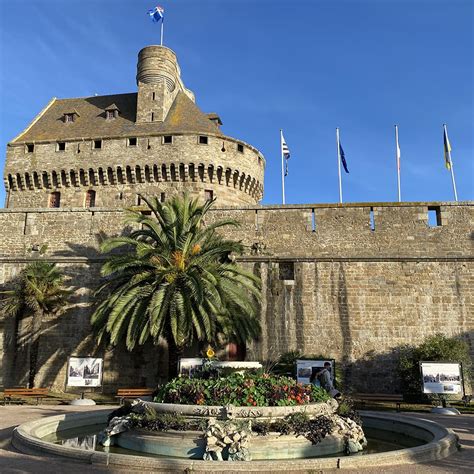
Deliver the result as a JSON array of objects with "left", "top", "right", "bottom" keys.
[
  {"left": 339, "top": 141, "right": 349, "bottom": 173},
  {"left": 282, "top": 133, "right": 291, "bottom": 176},
  {"left": 148, "top": 5, "right": 164, "bottom": 23},
  {"left": 443, "top": 125, "right": 452, "bottom": 170}
]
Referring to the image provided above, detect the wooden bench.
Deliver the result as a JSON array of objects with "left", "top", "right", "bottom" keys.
[
  {"left": 3, "top": 388, "right": 50, "bottom": 405},
  {"left": 116, "top": 388, "right": 155, "bottom": 404},
  {"left": 353, "top": 393, "right": 404, "bottom": 412}
]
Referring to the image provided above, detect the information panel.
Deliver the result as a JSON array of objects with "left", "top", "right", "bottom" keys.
[
  {"left": 178, "top": 358, "right": 204, "bottom": 378},
  {"left": 296, "top": 359, "right": 336, "bottom": 386},
  {"left": 67, "top": 357, "right": 103, "bottom": 387},
  {"left": 420, "top": 362, "right": 463, "bottom": 394}
]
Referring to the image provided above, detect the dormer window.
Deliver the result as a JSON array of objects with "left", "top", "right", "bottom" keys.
[
  {"left": 63, "top": 110, "right": 79, "bottom": 123},
  {"left": 105, "top": 103, "right": 120, "bottom": 120},
  {"left": 206, "top": 113, "right": 222, "bottom": 129}
]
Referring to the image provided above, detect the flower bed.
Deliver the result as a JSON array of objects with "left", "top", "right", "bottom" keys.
[{"left": 154, "top": 372, "right": 330, "bottom": 407}]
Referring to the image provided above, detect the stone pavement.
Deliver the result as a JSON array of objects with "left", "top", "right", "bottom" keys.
[{"left": 0, "top": 405, "right": 472, "bottom": 473}]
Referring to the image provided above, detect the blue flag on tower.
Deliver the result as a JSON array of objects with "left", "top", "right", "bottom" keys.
[
  {"left": 148, "top": 5, "right": 164, "bottom": 23},
  {"left": 339, "top": 142, "right": 349, "bottom": 173}
]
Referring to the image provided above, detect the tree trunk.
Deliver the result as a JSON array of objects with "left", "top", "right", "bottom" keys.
[
  {"left": 167, "top": 336, "right": 184, "bottom": 380},
  {"left": 28, "top": 310, "right": 44, "bottom": 388}
]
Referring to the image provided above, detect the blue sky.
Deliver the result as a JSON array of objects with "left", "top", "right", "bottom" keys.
[{"left": 0, "top": 0, "right": 472, "bottom": 206}]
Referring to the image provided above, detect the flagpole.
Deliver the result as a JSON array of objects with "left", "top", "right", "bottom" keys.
[
  {"left": 444, "top": 124, "right": 458, "bottom": 202},
  {"left": 336, "top": 127, "right": 342, "bottom": 203},
  {"left": 395, "top": 125, "right": 401, "bottom": 202},
  {"left": 280, "top": 129, "right": 286, "bottom": 205},
  {"left": 160, "top": 17, "right": 164, "bottom": 46}
]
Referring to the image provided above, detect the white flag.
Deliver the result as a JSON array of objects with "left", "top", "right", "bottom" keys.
[{"left": 281, "top": 133, "right": 291, "bottom": 176}]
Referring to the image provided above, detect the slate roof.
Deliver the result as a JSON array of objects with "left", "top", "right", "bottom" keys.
[{"left": 12, "top": 91, "right": 222, "bottom": 143}]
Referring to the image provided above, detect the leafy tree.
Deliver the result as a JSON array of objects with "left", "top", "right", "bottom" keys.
[
  {"left": 398, "top": 333, "right": 472, "bottom": 400},
  {"left": 91, "top": 194, "right": 261, "bottom": 378},
  {"left": 0, "top": 262, "right": 70, "bottom": 387}
]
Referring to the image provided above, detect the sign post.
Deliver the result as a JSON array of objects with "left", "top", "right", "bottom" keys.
[
  {"left": 67, "top": 356, "right": 103, "bottom": 405},
  {"left": 419, "top": 361, "right": 463, "bottom": 415}
]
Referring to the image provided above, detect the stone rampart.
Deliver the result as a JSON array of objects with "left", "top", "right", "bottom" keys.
[{"left": 0, "top": 201, "right": 472, "bottom": 392}]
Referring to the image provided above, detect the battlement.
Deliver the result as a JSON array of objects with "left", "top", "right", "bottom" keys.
[{"left": 0, "top": 201, "right": 471, "bottom": 260}]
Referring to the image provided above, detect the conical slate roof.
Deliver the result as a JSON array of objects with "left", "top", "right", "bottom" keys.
[{"left": 11, "top": 91, "right": 222, "bottom": 143}]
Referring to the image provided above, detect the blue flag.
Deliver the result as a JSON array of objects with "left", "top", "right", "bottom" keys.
[
  {"left": 148, "top": 5, "right": 164, "bottom": 23},
  {"left": 339, "top": 142, "right": 349, "bottom": 173}
]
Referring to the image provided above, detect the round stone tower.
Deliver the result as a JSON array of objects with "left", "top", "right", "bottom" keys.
[{"left": 4, "top": 45, "right": 265, "bottom": 209}]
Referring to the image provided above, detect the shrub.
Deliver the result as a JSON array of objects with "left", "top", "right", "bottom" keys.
[
  {"left": 253, "top": 412, "right": 334, "bottom": 445},
  {"left": 154, "top": 372, "right": 330, "bottom": 406},
  {"left": 398, "top": 333, "right": 472, "bottom": 400}
]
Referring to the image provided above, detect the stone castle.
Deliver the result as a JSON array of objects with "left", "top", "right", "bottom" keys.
[{"left": 1, "top": 45, "right": 472, "bottom": 393}]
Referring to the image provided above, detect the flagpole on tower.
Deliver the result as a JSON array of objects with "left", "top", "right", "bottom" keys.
[
  {"left": 280, "top": 129, "right": 286, "bottom": 205},
  {"left": 444, "top": 124, "right": 458, "bottom": 202},
  {"left": 395, "top": 125, "right": 401, "bottom": 202},
  {"left": 160, "top": 16, "right": 164, "bottom": 46},
  {"left": 336, "top": 127, "right": 342, "bottom": 204}
]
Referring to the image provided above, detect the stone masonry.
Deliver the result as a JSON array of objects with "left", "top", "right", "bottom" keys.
[
  {"left": 0, "top": 202, "right": 472, "bottom": 393},
  {"left": 3, "top": 46, "right": 265, "bottom": 209},
  {"left": 0, "top": 44, "right": 473, "bottom": 394}
]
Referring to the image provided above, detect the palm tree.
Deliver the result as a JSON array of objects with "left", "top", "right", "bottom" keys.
[
  {"left": 91, "top": 194, "right": 261, "bottom": 378},
  {"left": 0, "top": 262, "right": 70, "bottom": 387}
]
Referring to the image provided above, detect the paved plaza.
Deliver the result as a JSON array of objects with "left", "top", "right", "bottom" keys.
[{"left": 0, "top": 405, "right": 472, "bottom": 473}]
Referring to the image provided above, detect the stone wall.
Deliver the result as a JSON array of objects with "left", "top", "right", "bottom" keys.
[
  {"left": 0, "top": 201, "right": 472, "bottom": 393},
  {"left": 4, "top": 133, "right": 265, "bottom": 208}
]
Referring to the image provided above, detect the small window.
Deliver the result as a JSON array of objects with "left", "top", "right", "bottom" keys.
[
  {"left": 160, "top": 192, "right": 166, "bottom": 203},
  {"left": 64, "top": 113, "right": 75, "bottom": 123},
  {"left": 57, "top": 142, "right": 66, "bottom": 152},
  {"left": 26, "top": 143, "right": 34, "bottom": 153},
  {"left": 163, "top": 135, "right": 173, "bottom": 144},
  {"left": 49, "top": 192, "right": 61, "bottom": 208},
  {"left": 237, "top": 144, "right": 244, "bottom": 153},
  {"left": 128, "top": 137, "right": 137, "bottom": 147},
  {"left": 205, "top": 189, "right": 214, "bottom": 201},
  {"left": 93, "top": 139, "right": 102, "bottom": 150},
  {"left": 279, "top": 262, "right": 295, "bottom": 280},
  {"left": 85, "top": 190, "right": 96, "bottom": 208},
  {"left": 370, "top": 207, "right": 375, "bottom": 231},
  {"left": 428, "top": 206, "right": 442, "bottom": 227},
  {"left": 199, "top": 135, "right": 208, "bottom": 145},
  {"left": 137, "top": 195, "right": 142, "bottom": 206},
  {"left": 152, "top": 92, "right": 156, "bottom": 101},
  {"left": 151, "top": 112, "right": 154, "bottom": 122}
]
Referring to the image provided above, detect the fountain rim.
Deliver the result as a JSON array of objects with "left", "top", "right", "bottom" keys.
[{"left": 11, "top": 409, "right": 459, "bottom": 470}]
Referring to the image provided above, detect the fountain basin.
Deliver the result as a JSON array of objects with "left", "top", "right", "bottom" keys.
[
  {"left": 12, "top": 409, "right": 460, "bottom": 470},
  {"left": 141, "top": 399, "right": 337, "bottom": 419},
  {"left": 116, "top": 429, "right": 346, "bottom": 460}
]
